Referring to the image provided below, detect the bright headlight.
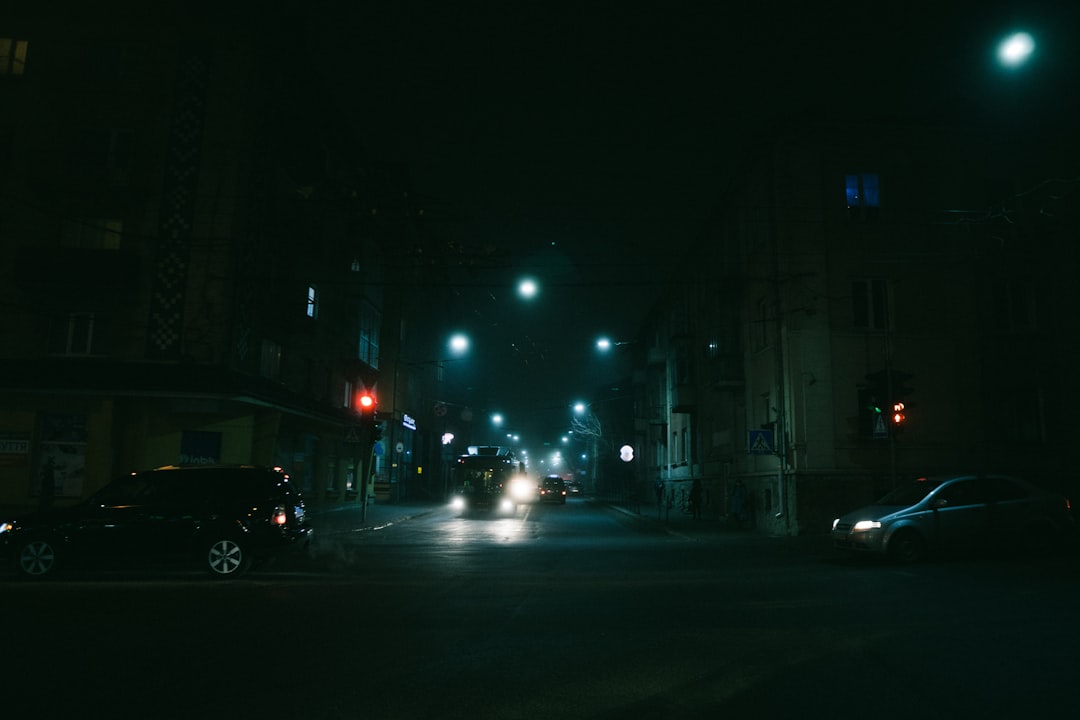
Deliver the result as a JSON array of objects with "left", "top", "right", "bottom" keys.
[
  {"left": 499, "top": 498, "right": 515, "bottom": 512},
  {"left": 853, "top": 520, "right": 882, "bottom": 531},
  {"left": 450, "top": 496, "right": 466, "bottom": 511},
  {"left": 510, "top": 478, "right": 535, "bottom": 501}
]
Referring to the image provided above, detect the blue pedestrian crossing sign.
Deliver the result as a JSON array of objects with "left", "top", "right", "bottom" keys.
[{"left": 748, "top": 429, "right": 774, "bottom": 455}]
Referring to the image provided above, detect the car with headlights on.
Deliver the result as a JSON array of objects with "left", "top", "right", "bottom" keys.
[
  {"left": 1, "top": 464, "right": 312, "bottom": 579},
  {"left": 831, "top": 473, "right": 1074, "bottom": 563}
]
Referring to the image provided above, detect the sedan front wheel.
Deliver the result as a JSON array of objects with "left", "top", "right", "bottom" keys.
[
  {"left": 18, "top": 539, "right": 59, "bottom": 577},
  {"left": 888, "top": 529, "right": 926, "bottom": 564}
]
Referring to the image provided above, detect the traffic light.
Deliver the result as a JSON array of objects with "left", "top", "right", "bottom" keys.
[
  {"left": 860, "top": 369, "right": 914, "bottom": 437},
  {"left": 354, "top": 390, "right": 383, "bottom": 441}
]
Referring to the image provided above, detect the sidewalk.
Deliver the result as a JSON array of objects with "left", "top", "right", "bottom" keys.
[{"left": 596, "top": 496, "right": 833, "bottom": 549}]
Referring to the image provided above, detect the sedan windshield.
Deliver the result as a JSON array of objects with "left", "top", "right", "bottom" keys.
[{"left": 876, "top": 478, "right": 945, "bottom": 506}]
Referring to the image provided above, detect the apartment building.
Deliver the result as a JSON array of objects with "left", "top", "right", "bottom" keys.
[
  {"left": 632, "top": 120, "right": 1080, "bottom": 534},
  {"left": 0, "top": 7, "right": 408, "bottom": 512}
]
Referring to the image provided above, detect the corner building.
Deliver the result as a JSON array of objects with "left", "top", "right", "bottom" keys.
[
  {"left": 631, "top": 120, "right": 1080, "bottom": 534},
  {"left": 0, "top": 7, "right": 408, "bottom": 512}
]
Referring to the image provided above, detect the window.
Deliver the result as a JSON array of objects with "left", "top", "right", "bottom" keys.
[
  {"left": 48, "top": 312, "right": 107, "bottom": 355},
  {"left": 358, "top": 301, "right": 380, "bottom": 369},
  {"left": 936, "top": 479, "right": 986, "bottom": 507},
  {"left": 845, "top": 173, "right": 880, "bottom": 218},
  {"left": 62, "top": 218, "right": 123, "bottom": 249},
  {"left": 852, "top": 278, "right": 889, "bottom": 330},
  {"left": 306, "top": 285, "right": 319, "bottom": 318},
  {"left": 70, "top": 129, "right": 133, "bottom": 184},
  {"left": 674, "top": 343, "right": 691, "bottom": 384},
  {"left": 260, "top": 339, "right": 282, "bottom": 380},
  {"left": 343, "top": 379, "right": 353, "bottom": 409},
  {"left": 753, "top": 297, "right": 769, "bottom": 350},
  {"left": 0, "top": 38, "right": 28, "bottom": 76}
]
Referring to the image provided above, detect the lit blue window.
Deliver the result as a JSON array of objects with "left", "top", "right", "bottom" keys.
[{"left": 845, "top": 173, "right": 880, "bottom": 209}]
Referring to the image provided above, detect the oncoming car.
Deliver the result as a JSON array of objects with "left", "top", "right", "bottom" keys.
[
  {"left": 831, "top": 473, "right": 1074, "bottom": 563},
  {"left": 1, "top": 465, "right": 312, "bottom": 579}
]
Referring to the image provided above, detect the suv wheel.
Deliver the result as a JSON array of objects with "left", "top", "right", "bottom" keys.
[
  {"left": 205, "top": 537, "right": 251, "bottom": 577},
  {"left": 18, "top": 539, "right": 59, "bottom": 577}
]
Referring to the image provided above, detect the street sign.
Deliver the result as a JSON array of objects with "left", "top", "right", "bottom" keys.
[
  {"left": 344, "top": 426, "right": 363, "bottom": 444},
  {"left": 748, "top": 429, "right": 774, "bottom": 455},
  {"left": 873, "top": 413, "right": 888, "bottom": 439}
]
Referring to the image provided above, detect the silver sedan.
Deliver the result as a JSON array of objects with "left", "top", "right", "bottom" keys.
[{"left": 831, "top": 474, "right": 1074, "bottom": 563}]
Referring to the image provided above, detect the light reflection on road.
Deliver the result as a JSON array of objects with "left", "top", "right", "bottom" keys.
[{"left": 441, "top": 504, "right": 535, "bottom": 546}]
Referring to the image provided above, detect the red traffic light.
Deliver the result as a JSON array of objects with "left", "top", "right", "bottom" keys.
[
  {"left": 357, "top": 393, "right": 375, "bottom": 410},
  {"left": 892, "top": 402, "right": 905, "bottom": 424}
]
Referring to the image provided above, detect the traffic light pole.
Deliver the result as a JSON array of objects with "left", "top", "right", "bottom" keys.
[{"left": 883, "top": 292, "right": 898, "bottom": 489}]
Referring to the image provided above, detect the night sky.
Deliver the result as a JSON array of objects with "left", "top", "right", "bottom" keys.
[{"left": 305, "top": 1, "right": 1080, "bottom": 443}]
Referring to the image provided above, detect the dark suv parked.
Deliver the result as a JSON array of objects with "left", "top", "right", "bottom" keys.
[{"left": 1, "top": 465, "right": 312, "bottom": 578}]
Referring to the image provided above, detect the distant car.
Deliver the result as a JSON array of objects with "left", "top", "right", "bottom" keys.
[
  {"left": 538, "top": 476, "right": 567, "bottom": 504},
  {"left": 565, "top": 480, "right": 583, "bottom": 495},
  {"left": 1, "top": 465, "right": 312, "bottom": 578},
  {"left": 831, "top": 474, "right": 1074, "bottom": 563}
]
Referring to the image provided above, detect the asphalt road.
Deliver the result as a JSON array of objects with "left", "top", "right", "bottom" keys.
[{"left": 5, "top": 498, "right": 1079, "bottom": 719}]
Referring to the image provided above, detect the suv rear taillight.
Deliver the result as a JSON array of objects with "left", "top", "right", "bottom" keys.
[{"left": 271, "top": 505, "right": 288, "bottom": 526}]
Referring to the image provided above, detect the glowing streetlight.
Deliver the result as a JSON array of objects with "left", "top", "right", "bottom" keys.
[
  {"left": 596, "top": 337, "right": 632, "bottom": 353},
  {"left": 997, "top": 31, "right": 1035, "bottom": 69},
  {"left": 491, "top": 413, "right": 504, "bottom": 426},
  {"left": 518, "top": 277, "right": 539, "bottom": 300},
  {"left": 448, "top": 333, "right": 469, "bottom": 356}
]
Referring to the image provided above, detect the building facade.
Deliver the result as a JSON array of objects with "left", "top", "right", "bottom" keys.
[
  {"left": 0, "top": 7, "right": 419, "bottom": 513},
  {"left": 629, "top": 120, "right": 1080, "bottom": 534}
]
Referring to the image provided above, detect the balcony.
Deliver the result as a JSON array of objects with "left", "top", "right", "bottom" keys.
[{"left": 671, "top": 382, "right": 697, "bottom": 413}]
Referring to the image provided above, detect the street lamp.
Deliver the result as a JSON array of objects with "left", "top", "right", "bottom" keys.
[
  {"left": 596, "top": 337, "right": 632, "bottom": 352},
  {"left": 997, "top": 31, "right": 1035, "bottom": 69},
  {"left": 449, "top": 333, "right": 469, "bottom": 356},
  {"left": 517, "top": 277, "right": 539, "bottom": 300}
]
